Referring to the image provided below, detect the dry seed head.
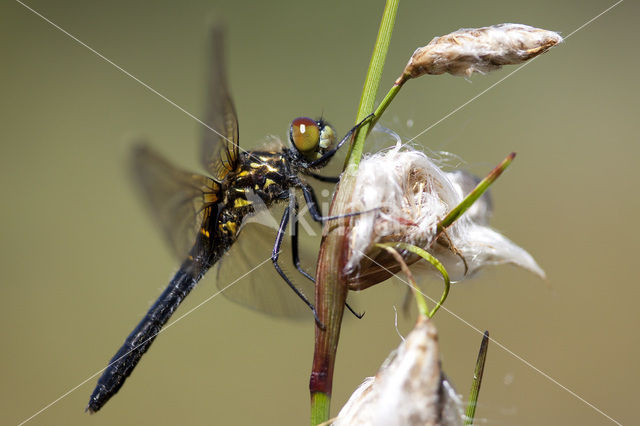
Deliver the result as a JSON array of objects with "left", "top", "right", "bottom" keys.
[
  {"left": 334, "top": 317, "right": 463, "bottom": 426},
  {"left": 399, "top": 23, "right": 562, "bottom": 81},
  {"left": 345, "top": 144, "right": 544, "bottom": 286}
]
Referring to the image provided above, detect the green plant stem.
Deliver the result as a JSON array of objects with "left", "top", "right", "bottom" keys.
[
  {"left": 437, "top": 152, "right": 516, "bottom": 233},
  {"left": 368, "top": 81, "right": 404, "bottom": 133},
  {"left": 344, "top": 0, "right": 399, "bottom": 170},
  {"left": 376, "top": 242, "right": 450, "bottom": 318},
  {"left": 465, "top": 331, "right": 490, "bottom": 425},
  {"left": 378, "top": 244, "right": 430, "bottom": 316},
  {"left": 310, "top": 392, "right": 330, "bottom": 426},
  {"left": 309, "top": 3, "right": 399, "bottom": 424}
]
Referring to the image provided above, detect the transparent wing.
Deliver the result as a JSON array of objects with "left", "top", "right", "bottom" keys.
[
  {"left": 213, "top": 192, "right": 364, "bottom": 319},
  {"left": 214, "top": 205, "right": 318, "bottom": 318},
  {"left": 201, "top": 26, "right": 239, "bottom": 180},
  {"left": 131, "top": 144, "right": 221, "bottom": 260}
]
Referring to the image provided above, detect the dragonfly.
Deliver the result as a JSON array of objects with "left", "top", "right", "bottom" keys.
[{"left": 86, "top": 28, "right": 369, "bottom": 413}]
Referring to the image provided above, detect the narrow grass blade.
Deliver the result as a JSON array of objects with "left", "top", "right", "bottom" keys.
[
  {"left": 438, "top": 152, "right": 515, "bottom": 233},
  {"left": 464, "top": 331, "right": 490, "bottom": 425},
  {"left": 376, "top": 242, "right": 450, "bottom": 318}
]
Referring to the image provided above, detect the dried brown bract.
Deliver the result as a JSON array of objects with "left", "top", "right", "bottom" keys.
[{"left": 398, "top": 23, "right": 562, "bottom": 82}]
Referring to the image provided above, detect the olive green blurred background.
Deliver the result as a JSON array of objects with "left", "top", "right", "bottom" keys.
[{"left": 2, "top": 0, "right": 637, "bottom": 425}]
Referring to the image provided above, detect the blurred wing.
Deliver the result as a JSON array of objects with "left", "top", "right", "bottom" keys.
[
  {"left": 213, "top": 194, "right": 363, "bottom": 319},
  {"left": 201, "top": 26, "right": 239, "bottom": 179},
  {"left": 215, "top": 217, "right": 317, "bottom": 318},
  {"left": 131, "top": 144, "right": 221, "bottom": 260}
]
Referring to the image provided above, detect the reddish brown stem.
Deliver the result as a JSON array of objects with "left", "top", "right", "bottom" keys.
[{"left": 309, "top": 174, "right": 355, "bottom": 411}]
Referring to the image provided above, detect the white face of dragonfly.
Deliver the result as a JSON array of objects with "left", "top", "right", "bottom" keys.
[{"left": 318, "top": 124, "right": 335, "bottom": 150}]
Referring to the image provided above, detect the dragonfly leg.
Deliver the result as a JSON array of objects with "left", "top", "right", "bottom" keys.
[
  {"left": 307, "top": 172, "right": 340, "bottom": 183},
  {"left": 345, "top": 301, "right": 365, "bottom": 319},
  {"left": 290, "top": 196, "right": 316, "bottom": 283},
  {"left": 309, "top": 113, "right": 374, "bottom": 167},
  {"left": 272, "top": 204, "right": 325, "bottom": 329},
  {"left": 291, "top": 188, "right": 365, "bottom": 320},
  {"left": 299, "top": 183, "right": 371, "bottom": 223}
]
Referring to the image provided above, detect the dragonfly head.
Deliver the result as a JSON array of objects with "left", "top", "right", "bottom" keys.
[{"left": 288, "top": 117, "right": 336, "bottom": 164}]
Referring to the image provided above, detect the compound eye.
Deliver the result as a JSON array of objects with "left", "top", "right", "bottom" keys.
[{"left": 290, "top": 117, "right": 320, "bottom": 152}]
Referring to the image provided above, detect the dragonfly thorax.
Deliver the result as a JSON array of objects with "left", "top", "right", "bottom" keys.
[{"left": 224, "top": 151, "right": 292, "bottom": 210}]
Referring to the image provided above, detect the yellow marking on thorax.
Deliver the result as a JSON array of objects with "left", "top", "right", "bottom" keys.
[
  {"left": 237, "top": 170, "right": 250, "bottom": 178},
  {"left": 219, "top": 221, "right": 238, "bottom": 236},
  {"left": 250, "top": 162, "right": 279, "bottom": 173},
  {"left": 234, "top": 198, "right": 252, "bottom": 208},
  {"left": 264, "top": 178, "right": 276, "bottom": 188},
  {"left": 225, "top": 221, "right": 237, "bottom": 235}
]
